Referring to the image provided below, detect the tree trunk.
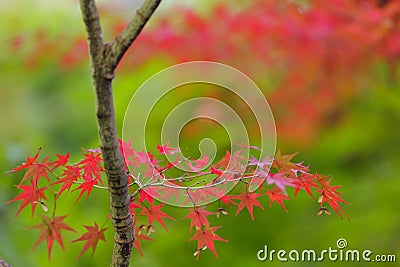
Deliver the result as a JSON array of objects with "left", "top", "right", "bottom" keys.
[{"left": 78, "top": 0, "right": 162, "bottom": 266}]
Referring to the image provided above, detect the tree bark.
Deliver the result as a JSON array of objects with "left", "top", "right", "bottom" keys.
[
  {"left": 0, "top": 259, "right": 12, "bottom": 267},
  {"left": 78, "top": 1, "right": 161, "bottom": 266}
]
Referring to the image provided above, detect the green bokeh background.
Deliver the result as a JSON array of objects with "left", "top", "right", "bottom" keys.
[{"left": 0, "top": 1, "right": 399, "bottom": 266}]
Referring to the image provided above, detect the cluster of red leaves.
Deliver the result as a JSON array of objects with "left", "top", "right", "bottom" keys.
[
  {"left": 28, "top": 215, "right": 76, "bottom": 260},
  {"left": 125, "top": 140, "right": 350, "bottom": 258},
  {"left": 6, "top": 149, "right": 107, "bottom": 260},
  {"left": 5, "top": 139, "right": 349, "bottom": 259}
]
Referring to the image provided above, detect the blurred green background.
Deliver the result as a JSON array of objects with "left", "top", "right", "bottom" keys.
[{"left": 1, "top": 0, "right": 399, "bottom": 266}]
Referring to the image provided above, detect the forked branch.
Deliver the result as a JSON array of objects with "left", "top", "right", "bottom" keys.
[{"left": 78, "top": 0, "right": 162, "bottom": 266}]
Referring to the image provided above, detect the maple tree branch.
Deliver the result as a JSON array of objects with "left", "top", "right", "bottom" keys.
[
  {"left": 106, "top": 0, "right": 162, "bottom": 70},
  {"left": 79, "top": 0, "right": 161, "bottom": 266},
  {"left": 79, "top": 0, "right": 104, "bottom": 65}
]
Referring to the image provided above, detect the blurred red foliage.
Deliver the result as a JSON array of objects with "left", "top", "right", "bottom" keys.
[{"left": 13, "top": 0, "right": 400, "bottom": 144}]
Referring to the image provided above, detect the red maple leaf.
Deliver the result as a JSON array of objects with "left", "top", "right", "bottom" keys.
[
  {"left": 293, "top": 172, "right": 319, "bottom": 198},
  {"left": 266, "top": 173, "right": 295, "bottom": 194},
  {"left": 210, "top": 166, "right": 223, "bottom": 176},
  {"left": 73, "top": 175, "right": 98, "bottom": 204},
  {"left": 12, "top": 149, "right": 41, "bottom": 172},
  {"left": 135, "top": 151, "right": 158, "bottom": 167},
  {"left": 219, "top": 195, "right": 237, "bottom": 206},
  {"left": 18, "top": 156, "right": 51, "bottom": 186},
  {"left": 184, "top": 207, "right": 216, "bottom": 231},
  {"left": 189, "top": 226, "right": 228, "bottom": 259},
  {"left": 139, "top": 204, "right": 175, "bottom": 231},
  {"left": 157, "top": 143, "right": 180, "bottom": 155},
  {"left": 317, "top": 176, "right": 350, "bottom": 220},
  {"left": 51, "top": 165, "right": 81, "bottom": 198},
  {"left": 138, "top": 188, "right": 156, "bottom": 204},
  {"left": 231, "top": 191, "right": 264, "bottom": 220},
  {"left": 214, "top": 151, "right": 231, "bottom": 168},
  {"left": 157, "top": 185, "right": 182, "bottom": 203},
  {"left": 133, "top": 225, "right": 153, "bottom": 256},
  {"left": 248, "top": 155, "right": 273, "bottom": 168},
  {"left": 184, "top": 189, "right": 210, "bottom": 205},
  {"left": 215, "top": 150, "right": 246, "bottom": 171},
  {"left": 50, "top": 152, "right": 70, "bottom": 170},
  {"left": 72, "top": 222, "right": 107, "bottom": 259},
  {"left": 187, "top": 154, "right": 209, "bottom": 172},
  {"left": 27, "top": 215, "right": 76, "bottom": 260},
  {"left": 266, "top": 187, "right": 290, "bottom": 212},
  {"left": 7, "top": 179, "right": 47, "bottom": 218},
  {"left": 118, "top": 139, "right": 135, "bottom": 168},
  {"left": 78, "top": 151, "right": 104, "bottom": 185}
]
